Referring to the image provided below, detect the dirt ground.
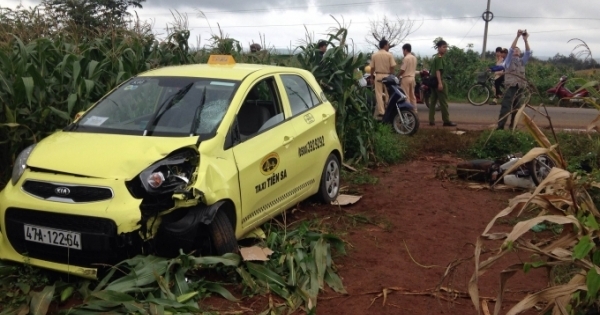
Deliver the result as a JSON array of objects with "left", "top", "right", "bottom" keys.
[{"left": 205, "top": 154, "right": 550, "bottom": 315}]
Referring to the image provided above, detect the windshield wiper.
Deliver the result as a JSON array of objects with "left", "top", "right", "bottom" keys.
[
  {"left": 143, "top": 82, "right": 194, "bottom": 136},
  {"left": 189, "top": 86, "right": 207, "bottom": 138}
]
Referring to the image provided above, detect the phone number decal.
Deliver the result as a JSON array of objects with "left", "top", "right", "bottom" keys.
[{"left": 298, "top": 136, "right": 325, "bottom": 157}]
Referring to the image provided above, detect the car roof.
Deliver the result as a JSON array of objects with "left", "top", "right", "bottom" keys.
[{"left": 138, "top": 63, "right": 302, "bottom": 81}]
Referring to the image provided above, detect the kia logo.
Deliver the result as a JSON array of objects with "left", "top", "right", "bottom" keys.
[{"left": 54, "top": 187, "right": 71, "bottom": 196}]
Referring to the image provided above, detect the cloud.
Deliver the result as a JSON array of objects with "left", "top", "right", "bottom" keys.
[{"left": 3, "top": 0, "right": 600, "bottom": 58}]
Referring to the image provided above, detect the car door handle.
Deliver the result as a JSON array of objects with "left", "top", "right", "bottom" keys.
[{"left": 283, "top": 136, "right": 294, "bottom": 145}]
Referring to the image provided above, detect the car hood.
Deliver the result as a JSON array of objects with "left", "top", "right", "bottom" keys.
[{"left": 27, "top": 131, "right": 198, "bottom": 180}]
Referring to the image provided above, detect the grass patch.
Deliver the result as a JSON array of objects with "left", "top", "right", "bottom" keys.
[
  {"left": 406, "top": 128, "right": 482, "bottom": 157},
  {"left": 373, "top": 123, "right": 409, "bottom": 164},
  {"left": 468, "top": 129, "right": 536, "bottom": 159},
  {"left": 554, "top": 131, "right": 600, "bottom": 172},
  {"left": 341, "top": 168, "right": 378, "bottom": 186}
]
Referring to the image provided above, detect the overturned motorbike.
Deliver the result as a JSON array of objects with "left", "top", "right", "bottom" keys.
[
  {"left": 380, "top": 75, "right": 420, "bottom": 136},
  {"left": 457, "top": 153, "right": 555, "bottom": 189}
]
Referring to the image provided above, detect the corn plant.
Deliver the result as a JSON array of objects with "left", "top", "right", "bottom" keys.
[
  {"left": 296, "top": 17, "right": 374, "bottom": 164},
  {"left": 0, "top": 20, "right": 194, "bottom": 183},
  {"left": 237, "top": 220, "right": 346, "bottom": 313},
  {"left": 468, "top": 85, "right": 600, "bottom": 314}
]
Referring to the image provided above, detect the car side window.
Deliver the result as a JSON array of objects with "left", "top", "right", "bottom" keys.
[
  {"left": 236, "top": 77, "right": 284, "bottom": 141},
  {"left": 281, "top": 75, "right": 321, "bottom": 116}
]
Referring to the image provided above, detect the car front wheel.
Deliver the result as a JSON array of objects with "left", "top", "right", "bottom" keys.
[
  {"left": 207, "top": 210, "right": 238, "bottom": 255},
  {"left": 317, "top": 154, "right": 340, "bottom": 203}
]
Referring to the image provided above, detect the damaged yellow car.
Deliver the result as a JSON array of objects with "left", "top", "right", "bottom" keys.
[{"left": 0, "top": 55, "right": 342, "bottom": 278}]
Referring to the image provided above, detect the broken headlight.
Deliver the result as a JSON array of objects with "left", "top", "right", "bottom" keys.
[
  {"left": 12, "top": 144, "right": 36, "bottom": 186},
  {"left": 138, "top": 149, "right": 198, "bottom": 195}
]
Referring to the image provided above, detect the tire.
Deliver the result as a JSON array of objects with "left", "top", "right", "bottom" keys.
[
  {"left": 207, "top": 210, "right": 238, "bottom": 255},
  {"left": 528, "top": 154, "right": 556, "bottom": 186},
  {"left": 393, "top": 108, "right": 419, "bottom": 136},
  {"left": 317, "top": 154, "right": 340, "bottom": 203},
  {"left": 423, "top": 90, "right": 440, "bottom": 111},
  {"left": 468, "top": 84, "right": 490, "bottom": 106}
]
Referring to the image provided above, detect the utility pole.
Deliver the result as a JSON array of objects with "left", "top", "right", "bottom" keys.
[{"left": 481, "top": 0, "right": 494, "bottom": 60}]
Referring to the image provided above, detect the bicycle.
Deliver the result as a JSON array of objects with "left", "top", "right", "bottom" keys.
[{"left": 467, "top": 71, "right": 495, "bottom": 106}]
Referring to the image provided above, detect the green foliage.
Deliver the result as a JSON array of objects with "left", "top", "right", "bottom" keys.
[
  {"left": 468, "top": 129, "right": 535, "bottom": 159},
  {"left": 554, "top": 132, "right": 600, "bottom": 172},
  {"left": 372, "top": 123, "right": 408, "bottom": 164},
  {"left": 0, "top": 221, "right": 347, "bottom": 315},
  {"left": 238, "top": 220, "right": 346, "bottom": 313},
  {"left": 0, "top": 27, "right": 194, "bottom": 183},
  {"left": 0, "top": 260, "right": 50, "bottom": 312},
  {"left": 295, "top": 21, "right": 376, "bottom": 164}
]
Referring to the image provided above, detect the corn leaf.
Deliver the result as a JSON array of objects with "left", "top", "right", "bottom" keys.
[
  {"left": 203, "top": 282, "right": 238, "bottom": 302},
  {"left": 29, "top": 285, "right": 55, "bottom": 315},
  {"left": 49, "top": 106, "right": 71, "bottom": 121},
  {"left": 573, "top": 235, "right": 594, "bottom": 260},
  {"left": 21, "top": 77, "right": 34, "bottom": 108},
  {"left": 586, "top": 268, "right": 600, "bottom": 301}
]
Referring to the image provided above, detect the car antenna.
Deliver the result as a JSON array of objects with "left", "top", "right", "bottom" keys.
[{"left": 143, "top": 82, "right": 194, "bottom": 136}]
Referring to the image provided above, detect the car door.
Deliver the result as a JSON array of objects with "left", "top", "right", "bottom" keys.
[
  {"left": 277, "top": 73, "right": 332, "bottom": 200},
  {"left": 230, "top": 76, "right": 297, "bottom": 229}
]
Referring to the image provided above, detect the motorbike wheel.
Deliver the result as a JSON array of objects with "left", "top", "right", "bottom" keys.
[
  {"left": 528, "top": 154, "right": 556, "bottom": 186},
  {"left": 393, "top": 108, "right": 419, "bottom": 136},
  {"left": 423, "top": 90, "right": 440, "bottom": 111},
  {"left": 467, "top": 84, "right": 490, "bottom": 106}
]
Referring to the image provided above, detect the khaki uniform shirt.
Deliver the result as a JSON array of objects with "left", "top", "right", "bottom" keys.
[
  {"left": 370, "top": 49, "right": 397, "bottom": 75},
  {"left": 400, "top": 54, "right": 417, "bottom": 77}
]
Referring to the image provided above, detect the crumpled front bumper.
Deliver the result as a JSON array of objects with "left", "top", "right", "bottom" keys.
[{"left": 0, "top": 169, "right": 143, "bottom": 279}]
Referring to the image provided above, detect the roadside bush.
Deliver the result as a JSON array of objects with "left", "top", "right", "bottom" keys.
[
  {"left": 555, "top": 131, "right": 600, "bottom": 172},
  {"left": 468, "top": 129, "right": 535, "bottom": 159},
  {"left": 372, "top": 124, "right": 408, "bottom": 164}
]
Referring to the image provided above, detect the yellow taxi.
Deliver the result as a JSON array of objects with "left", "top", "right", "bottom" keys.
[{"left": 0, "top": 55, "right": 342, "bottom": 278}]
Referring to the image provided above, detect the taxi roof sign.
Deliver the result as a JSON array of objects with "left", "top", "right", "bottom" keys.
[{"left": 207, "top": 55, "right": 236, "bottom": 65}]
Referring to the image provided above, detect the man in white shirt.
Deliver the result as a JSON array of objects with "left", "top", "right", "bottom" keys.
[{"left": 398, "top": 43, "right": 418, "bottom": 112}]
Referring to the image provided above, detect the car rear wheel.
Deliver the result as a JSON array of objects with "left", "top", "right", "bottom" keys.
[
  {"left": 317, "top": 154, "right": 340, "bottom": 203},
  {"left": 207, "top": 210, "right": 238, "bottom": 255}
]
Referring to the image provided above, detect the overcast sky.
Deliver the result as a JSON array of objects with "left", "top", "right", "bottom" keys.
[{"left": 4, "top": 0, "right": 600, "bottom": 59}]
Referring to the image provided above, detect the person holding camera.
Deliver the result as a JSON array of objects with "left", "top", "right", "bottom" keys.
[{"left": 492, "top": 29, "right": 532, "bottom": 130}]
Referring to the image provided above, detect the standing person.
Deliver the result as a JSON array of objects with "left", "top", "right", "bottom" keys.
[
  {"left": 428, "top": 40, "right": 456, "bottom": 126},
  {"left": 492, "top": 30, "right": 532, "bottom": 130},
  {"left": 369, "top": 39, "right": 397, "bottom": 120},
  {"left": 398, "top": 43, "right": 418, "bottom": 112},
  {"left": 489, "top": 46, "right": 506, "bottom": 105},
  {"left": 317, "top": 40, "right": 327, "bottom": 62}
]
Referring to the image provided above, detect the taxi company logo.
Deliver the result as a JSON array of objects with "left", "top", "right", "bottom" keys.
[
  {"left": 303, "top": 113, "right": 315, "bottom": 124},
  {"left": 54, "top": 187, "right": 71, "bottom": 196},
  {"left": 260, "top": 152, "right": 280, "bottom": 175}
]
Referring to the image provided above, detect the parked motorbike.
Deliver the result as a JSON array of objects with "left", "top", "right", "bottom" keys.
[
  {"left": 457, "top": 153, "right": 555, "bottom": 189},
  {"left": 416, "top": 63, "right": 440, "bottom": 111},
  {"left": 380, "top": 75, "right": 420, "bottom": 136},
  {"left": 546, "top": 75, "right": 598, "bottom": 107}
]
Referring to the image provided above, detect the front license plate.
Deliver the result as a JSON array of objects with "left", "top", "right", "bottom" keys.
[{"left": 24, "top": 224, "right": 82, "bottom": 250}]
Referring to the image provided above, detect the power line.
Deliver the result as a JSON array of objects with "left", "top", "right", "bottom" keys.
[
  {"left": 457, "top": 19, "right": 479, "bottom": 46},
  {"left": 496, "top": 16, "right": 600, "bottom": 21},
  {"left": 156, "top": 16, "right": 479, "bottom": 30},
  {"left": 143, "top": 0, "right": 430, "bottom": 15}
]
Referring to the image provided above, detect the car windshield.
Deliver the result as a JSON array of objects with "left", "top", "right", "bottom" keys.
[{"left": 71, "top": 76, "right": 239, "bottom": 137}]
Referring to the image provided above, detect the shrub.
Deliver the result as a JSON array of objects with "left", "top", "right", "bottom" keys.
[
  {"left": 555, "top": 131, "right": 600, "bottom": 173},
  {"left": 372, "top": 123, "right": 408, "bottom": 164},
  {"left": 468, "top": 129, "right": 536, "bottom": 159}
]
